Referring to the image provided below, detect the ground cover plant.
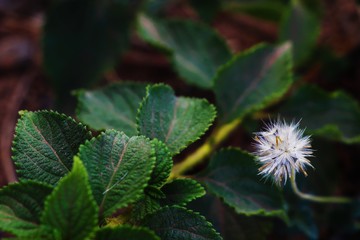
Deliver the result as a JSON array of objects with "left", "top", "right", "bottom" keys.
[{"left": 1, "top": 0, "right": 360, "bottom": 239}]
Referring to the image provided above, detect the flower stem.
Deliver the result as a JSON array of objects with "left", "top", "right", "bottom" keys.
[
  {"left": 290, "top": 168, "right": 351, "bottom": 203},
  {"left": 170, "top": 118, "right": 242, "bottom": 179}
]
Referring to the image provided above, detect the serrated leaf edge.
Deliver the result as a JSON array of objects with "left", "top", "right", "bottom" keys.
[
  {"left": 143, "top": 205, "right": 222, "bottom": 239},
  {"left": 136, "top": 83, "right": 217, "bottom": 155},
  {"left": 40, "top": 158, "right": 98, "bottom": 239},
  {"left": 11, "top": 110, "right": 92, "bottom": 182},
  {"left": 76, "top": 129, "right": 156, "bottom": 216},
  {"left": 162, "top": 178, "right": 206, "bottom": 205},
  {"left": 97, "top": 224, "right": 161, "bottom": 240}
]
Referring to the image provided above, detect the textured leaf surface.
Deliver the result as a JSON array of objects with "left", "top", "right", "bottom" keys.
[
  {"left": 278, "top": 85, "right": 360, "bottom": 143},
  {"left": 161, "top": 179, "right": 205, "bottom": 206},
  {"left": 96, "top": 225, "right": 160, "bottom": 240},
  {"left": 189, "top": 194, "right": 273, "bottom": 240},
  {"left": 0, "top": 181, "right": 52, "bottom": 237},
  {"left": 43, "top": 0, "right": 139, "bottom": 96},
  {"left": 149, "top": 139, "right": 173, "bottom": 187},
  {"left": 131, "top": 193, "right": 162, "bottom": 223},
  {"left": 41, "top": 158, "right": 98, "bottom": 240},
  {"left": 77, "top": 130, "right": 155, "bottom": 217},
  {"left": 198, "top": 149, "right": 286, "bottom": 218},
  {"left": 138, "top": 15, "right": 231, "bottom": 89},
  {"left": 214, "top": 43, "right": 293, "bottom": 123},
  {"left": 138, "top": 84, "right": 216, "bottom": 154},
  {"left": 76, "top": 82, "right": 147, "bottom": 136},
  {"left": 141, "top": 206, "right": 222, "bottom": 240},
  {"left": 279, "top": 1, "right": 319, "bottom": 64},
  {"left": 12, "top": 111, "right": 91, "bottom": 185}
]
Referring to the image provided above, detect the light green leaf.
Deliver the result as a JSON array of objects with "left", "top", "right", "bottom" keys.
[
  {"left": 41, "top": 158, "right": 98, "bottom": 240},
  {"left": 77, "top": 130, "right": 155, "bottom": 217},
  {"left": 12, "top": 110, "right": 91, "bottom": 185},
  {"left": 0, "top": 181, "right": 52, "bottom": 237},
  {"left": 214, "top": 43, "right": 293, "bottom": 123},
  {"left": 137, "top": 84, "right": 216, "bottom": 154},
  {"left": 278, "top": 85, "right": 360, "bottom": 143},
  {"left": 138, "top": 15, "right": 231, "bottom": 89},
  {"left": 160, "top": 179, "right": 206, "bottom": 206},
  {"left": 149, "top": 139, "right": 173, "bottom": 187},
  {"left": 96, "top": 225, "right": 160, "bottom": 240},
  {"left": 198, "top": 149, "right": 286, "bottom": 219},
  {"left": 43, "top": 0, "right": 140, "bottom": 98},
  {"left": 75, "top": 82, "right": 147, "bottom": 136},
  {"left": 141, "top": 206, "right": 222, "bottom": 240},
  {"left": 279, "top": 1, "right": 320, "bottom": 64}
]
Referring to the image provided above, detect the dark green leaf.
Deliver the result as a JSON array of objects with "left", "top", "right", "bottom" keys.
[
  {"left": 0, "top": 181, "right": 52, "bottom": 237},
  {"left": 224, "top": 1, "right": 287, "bottom": 22},
  {"left": 149, "top": 139, "right": 173, "bottom": 187},
  {"left": 214, "top": 43, "right": 293, "bottom": 123},
  {"left": 130, "top": 193, "right": 162, "bottom": 223},
  {"left": 279, "top": 1, "right": 319, "bottom": 64},
  {"left": 75, "top": 82, "right": 147, "bottom": 136},
  {"left": 43, "top": 0, "right": 140, "bottom": 97},
  {"left": 141, "top": 206, "right": 222, "bottom": 240},
  {"left": 161, "top": 179, "right": 206, "bottom": 206},
  {"left": 138, "top": 15, "right": 231, "bottom": 89},
  {"left": 12, "top": 110, "right": 91, "bottom": 185},
  {"left": 41, "top": 158, "right": 98, "bottom": 240},
  {"left": 137, "top": 84, "right": 216, "bottom": 154},
  {"left": 278, "top": 85, "right": 360, "bottom": 143},
  {"left": 77, "top": 130, "right": 155, "bottom": 217},
  {"left": 146, "top": 185, "right": 166, "bottom": 199},
  {"left": 198, "top": 149, "right": 286, "bottom": 219},
  {"left": 96, "top": 225, "right": 160, "bottom": 240},
  {"left": 190, "top": 0, "right": 221, "bottom": 22},
  {"left": 189, "top": 194, "right": 273, "bottom": 240}
]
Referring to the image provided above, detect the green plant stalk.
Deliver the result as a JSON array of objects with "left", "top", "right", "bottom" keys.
[
  {"left": 290, "top": 168, "right": 351, "bottom": 203},
  {"left": 170, "top": 118, "right": 242, "bottom": 178}
]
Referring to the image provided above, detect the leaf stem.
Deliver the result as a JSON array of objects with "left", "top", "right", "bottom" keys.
[
  {"left": 290, "top": 168, "right": 351, "bottom": 203},
  {"left": 170, "top": 118, "right": 242, "bottom": 178}
]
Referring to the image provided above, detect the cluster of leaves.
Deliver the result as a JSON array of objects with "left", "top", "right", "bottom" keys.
[
  {"left": 2, "top": 0, "right": 360, "bottom": 239},
  {"left": 1, "top": 84, "right": 219, "bottom": 239}
]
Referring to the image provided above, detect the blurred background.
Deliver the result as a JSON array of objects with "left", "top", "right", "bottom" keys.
[{"left": 1, "top": 0, "right": 360, "bottom": 239}]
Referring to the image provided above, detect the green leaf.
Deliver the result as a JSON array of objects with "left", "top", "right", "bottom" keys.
[
  {"left": 138, "top": 15, "right": 231, "bottom": 89},
  {"left": 12, "top": 110, "right": 91, "bottom": 185},
  {"left": 130, "top": 193, "right": 162, "bottom": 223},
  {"left": 279, "top": 1, "right": 320, "bottom": 64},
  {"left": 225, "top": 1, "right": 287, "bottom": 22},
  {"left": 188, "top": 194, "right": 273, "bottom": 240},
  {"left": 75, "top": 82, "right": 147, "bottom": 136},
  {"left": 96, "top": 225, "right": 160, "bottom": 240},
  {"left": 149, "top": 139, "right": 173, "bottom": 187},
  {"left": 43, "top": 0, "right": 140, "bottom": 98},
  {"left": 77, "top": 130, "right": 155, "bottom": 217},
  {"left": 141, "top": 206, "right": 222, "bottom": 240},
  {"left": 214, "top": 43, "right": 293, "bottom": 123},
  {"left": 41, "top": 158, "right": 98, "bottom": 240},
  {"left": 198, "top": 149, "right": 286, "bottom": 219},
  {"left": 278, "top": 85, "right": 360, "bottom": 143},
  {"left": 137, "top": 84, "right": 216, "bottom": 154},
  {"left": 161, "top": 179, "right": 206, "bottom": 206},
  {"left": 190, "top": 0, "right": 221, "bottom": 22},
  {"left": 0, "top": 181, "right": 52, "bottom": 237}
]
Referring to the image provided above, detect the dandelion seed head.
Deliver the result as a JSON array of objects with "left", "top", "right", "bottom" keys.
[{"left": 253, "top": 119, "right": 313, "bottom": 185}]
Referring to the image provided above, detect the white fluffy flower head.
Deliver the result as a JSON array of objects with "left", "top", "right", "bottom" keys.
[{"left": 253, "top": 119, "right": 313, "bottom": 185}]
